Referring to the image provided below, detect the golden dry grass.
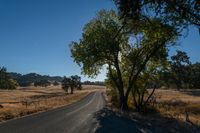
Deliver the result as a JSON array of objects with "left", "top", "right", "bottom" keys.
[
  {"left": 153, "top": 89, "right": 200, "bottom": 126},
  {"left": 0, "top": 85, "right": 105, "bottom": 122}
]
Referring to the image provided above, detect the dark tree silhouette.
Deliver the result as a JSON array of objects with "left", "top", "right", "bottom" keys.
[
  {"left": 170, "top": 50, "right": 191, "bottom": 90},
  {"left": 61, "top": 75, "right": 82, "bottom": 94},
  {"left": 62, "top": 76, "right": 70, "bottom": 94},
  {"left": 53, "top": 81, "right": 59, "bottom": 86}
]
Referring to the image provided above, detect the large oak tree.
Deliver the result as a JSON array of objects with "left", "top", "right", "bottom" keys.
[{"left": 70, "top": 10, "right": 177, "bottom": 111}]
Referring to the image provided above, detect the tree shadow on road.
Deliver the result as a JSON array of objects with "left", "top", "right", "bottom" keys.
[
  {"left": 94, "top": 107, "right": 142, "bottom": 133},
  {"left": 94, "top": 107, "right": 200, "bottom": 133}
]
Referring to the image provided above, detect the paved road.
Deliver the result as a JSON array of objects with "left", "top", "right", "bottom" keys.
[{"left": 0, "top": 91, "right": 105, "bottom": 133}]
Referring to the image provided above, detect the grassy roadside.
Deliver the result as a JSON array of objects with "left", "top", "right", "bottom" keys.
[
  {"left": 104, "top": 88, "right": 200, "bottom": 132},
  {"left": 153, "top": 89, "right": 200, "bottom": 126},
  {"left": 0, "top": 85, "right": 101, "bottom": 122}
]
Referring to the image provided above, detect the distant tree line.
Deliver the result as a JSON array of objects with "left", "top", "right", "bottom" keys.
[
  {"left": 159, "top": 50, "right": 200, "bottom": 90},
  {"left": 0, "top": 67, "right": 18, "bottom": 89},
  {"left": 34, "top": 80, "right": 51, "bottom": 87},
  {"left": 53, "top": 81, "right": 60, "bottom": 86},
  {"left": 82, "top": 81, "right": 105, "bottom": 86},
  {"left": 62, "top": 75, "right": 82, "bottom": 94}
]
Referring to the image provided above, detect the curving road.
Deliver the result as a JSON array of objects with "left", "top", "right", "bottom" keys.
[{"left": 0, "top": 91, "right": 105, "bottom": 133}]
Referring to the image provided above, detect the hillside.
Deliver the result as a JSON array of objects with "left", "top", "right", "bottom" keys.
[{"left": 9, "top": 72, "right": 63, "bottom": 86}]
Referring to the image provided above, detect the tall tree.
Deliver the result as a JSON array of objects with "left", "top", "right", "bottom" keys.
[
  {"left": 70, "top": 10, "right": 177, "bottom": 111},
  {"left": 170, "top": 50, "right": 191, "bottom": 90},
  {"left": 190, "top": 62, "right": 200, "bottom": 88}
]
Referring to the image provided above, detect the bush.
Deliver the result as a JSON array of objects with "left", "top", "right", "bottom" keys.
[{"left": 106, "top": 87, "right": 119, "bottom": 107}]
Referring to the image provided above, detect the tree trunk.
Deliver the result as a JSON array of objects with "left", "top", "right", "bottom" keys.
[
  {"left": 176, "top": 82, "right": 181, "bottom": 91},
  {"left": 71, "top": 87, "right": 74, "bottom": 94},
  {"left": 113, "top": 55, "right": 128, "bottom": 111},
  {"left": 119, "top": 93, "right": 129, "bottom": 111}
]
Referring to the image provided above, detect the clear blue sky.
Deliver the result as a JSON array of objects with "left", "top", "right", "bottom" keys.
[{"left": 0, "top": 0, "right": 199, "bottom": 81}]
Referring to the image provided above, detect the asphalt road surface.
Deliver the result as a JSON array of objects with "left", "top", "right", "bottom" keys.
[{"left": 0, "top": 91, "right": 105, "bottom": 133}]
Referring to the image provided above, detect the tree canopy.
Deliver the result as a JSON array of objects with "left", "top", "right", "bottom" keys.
[{"left": 114, "top": 0, "right": 200, "bottom": 32}]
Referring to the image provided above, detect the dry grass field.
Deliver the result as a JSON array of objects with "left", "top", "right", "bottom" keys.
[
  {"left": 0, "top": 85, "right": 105, "bottom": 122},
  {"left": 154, "top": 89, "right": 200, "bottom": 126}
]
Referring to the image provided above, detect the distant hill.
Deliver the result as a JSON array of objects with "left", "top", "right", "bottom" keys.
[{"left": 9, "top": 72, "right": 63, "bottom": 87}]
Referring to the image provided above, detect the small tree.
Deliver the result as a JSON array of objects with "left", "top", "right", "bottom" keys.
[
  {"left": 53, "top": 81, "right": 59, "bottom": 86},
  {"left": 61, "top": 75, "right": 82, "bottom": 94},
  {"left": 0, "top": 67, "right": 18, "bottom": 90}
]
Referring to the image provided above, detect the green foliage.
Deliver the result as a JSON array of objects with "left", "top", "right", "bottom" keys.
[
  {"left": 0, "top": 67, "right": 18, "bottom": 90},
  {"left": 70, "top": 10, "right": 128, "bottom": 77}
]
